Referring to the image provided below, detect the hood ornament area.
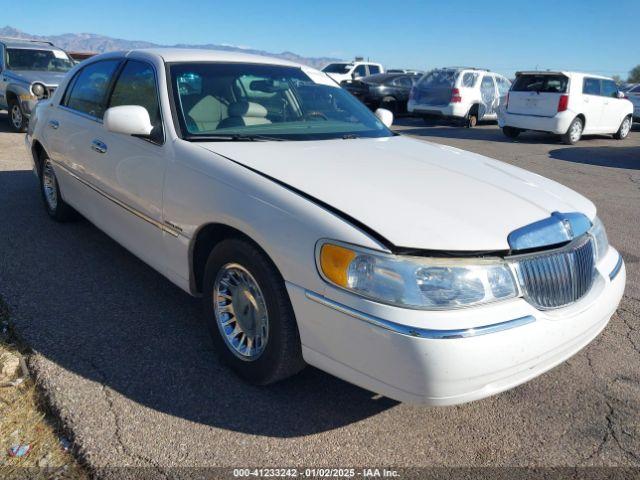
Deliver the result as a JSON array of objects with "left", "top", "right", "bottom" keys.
[{"left": 508, "top": 212, "right": 592, "bottom": 252}]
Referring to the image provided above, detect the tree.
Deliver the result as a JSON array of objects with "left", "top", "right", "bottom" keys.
[
  {"left": 629, "top": 65, "right": 640, "bottom": 83},
  {"left": 612, "top": 75, "right": 622, "bottom": 85}
]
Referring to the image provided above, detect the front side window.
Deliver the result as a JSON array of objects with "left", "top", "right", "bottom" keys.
[
  {"left": 601, "top": 80, "right": 618, "bottom": 98},
  {"left": 511, "top": 74, "right": 568, "bottom": 93},
  {"left": 109, "top": 60, "right": 161, "bottom": 131},
  {"left": 583, "top": 77, "right": 601, "bottom": 96},
  {"left": 6, "top": 48, "right": 74, "bottom": 72},
  {"left": 497, "top": 77, "right": 511, "bottom": 96},
  {"left": 64, "top": 60, "right": 121, "bottom": 118},
  {"left": 321, "top": 63, "right": 351, "bottom": 74},
  {"left": 170, "top": 62, "right": 392, "bottom": 141}
]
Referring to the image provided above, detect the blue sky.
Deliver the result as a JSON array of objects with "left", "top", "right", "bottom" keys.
[{"left": 4, "top": 0, "right": 639, "bottom": 79}]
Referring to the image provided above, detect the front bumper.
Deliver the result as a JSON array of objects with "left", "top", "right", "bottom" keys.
[
  {"left": 498, "top": 110, "right": 575, "bottom": 134},
  {"left": 288, "top": 248, "right": 625, "bottom": 405}
]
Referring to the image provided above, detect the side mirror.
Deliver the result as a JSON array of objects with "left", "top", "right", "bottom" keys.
[
  {"left": 375, "top": 108, "right": 394, "bottom": 128},
  {"left": 616, "top": 91, "right": 626, "bottom": 99},
  {"left": 104, "top": 105, "right": 153, "bottom": 137}
]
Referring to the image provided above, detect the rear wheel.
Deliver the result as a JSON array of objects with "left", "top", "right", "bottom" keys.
[
  {"left": 40, "top": 156, "right": 76, "bottom": 221},
  {"left": 502, "top": 126, "right": 521, "bottom": 139},
  {"left": 466, "top": 105, "right": 479, "bottom": 128},
  {"left": 202, "top": 238, "right": 305, "bottom": 385},
  {"left": 8, "top": 99, "right": 28, "bottom": 133},
  {"left": 562, "top": 117, "right": 583, "bottom": 144},
  {"left": 613, "top": 116, "right": 632, "bottom": 140}
]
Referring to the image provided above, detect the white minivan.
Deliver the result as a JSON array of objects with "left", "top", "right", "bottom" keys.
[{"left": 499, "top": 71, "right": 634, "bottom": 144}]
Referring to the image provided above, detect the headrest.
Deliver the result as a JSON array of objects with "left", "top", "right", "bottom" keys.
[{"left": 228, "top": 101, "right": 268, "bottom": 118}]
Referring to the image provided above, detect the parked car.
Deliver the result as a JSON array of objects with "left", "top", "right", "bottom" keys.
[
  {"left": 0, "top": 37, "right": 74, "bottom": 132},
  {"left": 625, "top": 83, "right": 640, "bottom": 122},
  {"left": 386, "top": 69, "right": 423, "bottom": 75},
  {"left": 499, "top": 71, "right": 634, "bottom": 144},
  {"left": 322, "top": 60, "right": 384, "bottom": 84},
  {"left": 408, "top": 67, "right": 511, "bottom": 127},
  {"left": 26, "top": 49, "right": 625, "bottom": 406},
  {"left": 619, "top": 83, "right": 638, "bottom": 93},
  {"left": 342, "top": 73, "right": 419, "bottom": 114}
]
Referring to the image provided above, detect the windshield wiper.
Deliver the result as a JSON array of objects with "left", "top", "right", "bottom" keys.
[{"left": 186, "top": 134, "right": 286, "bottom": 142}]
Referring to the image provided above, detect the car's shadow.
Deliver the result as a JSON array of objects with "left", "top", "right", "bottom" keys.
[
  {"left": 392, "top": 117, "right": 626, "bottom": 144},
  {"left": 549, "top": 145, "right": 640, "bottom": 170},
  {"left": 0, "top": 166, "right": 397, "bottom": 438},
  {"left": 0, "top": 111, "right": 12, "bottom": 133}
]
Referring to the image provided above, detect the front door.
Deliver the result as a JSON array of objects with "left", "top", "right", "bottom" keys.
[{"left": 581, "top": 77, "right": 605, "bottom": 133}]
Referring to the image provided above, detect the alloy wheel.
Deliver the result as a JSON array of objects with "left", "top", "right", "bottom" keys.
[
  {"left": 620, "top": 117, "right": 631, "bottom": 138},
  {"left": 42, "top": 159, "right": 58, "bottom": 211},
  {"left": 569, "top": 120, "right": 583, "bottom": 143},
  {"left": 10, "top": 104, "right": 23, "bottom": 130}
]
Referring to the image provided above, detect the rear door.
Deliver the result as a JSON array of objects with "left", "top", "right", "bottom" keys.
[
  {"left": 507, "top": 73, "right": 568, "bottom": 117},
  {"left": 479, "top": 74, "right": 498, "bottom": 119},
  {"left": 581, "top": 77, "right": 605, "bottom": 132}
]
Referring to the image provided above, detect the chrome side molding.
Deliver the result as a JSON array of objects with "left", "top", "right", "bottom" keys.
[
  {"left": 305, "top": 290, "right": 535, "bottom": 340},
  {"left": 609, "top": 254, "right": 624, "bottom": 281}
]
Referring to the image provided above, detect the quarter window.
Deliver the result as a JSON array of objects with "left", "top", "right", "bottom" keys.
[
  {"left": 583, "top": 78, "right": 601, "bottom": 96},
  {"left": 64, "top": 60, "right": 121, "bottom": 119},
  {"left": 368, "top": 65, "right": 381, "bottom": 75},
  {"left": 109, "top": 60, "right": 161, "bottom": 130},
  {"left": 461, "top": 72, "right": 479, "bottom": 88}
]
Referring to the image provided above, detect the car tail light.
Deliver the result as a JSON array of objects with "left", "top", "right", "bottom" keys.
[
  {"left": 557, "top": 94, "right": 569, "bottom": 112},
  {"left": 451, "top": 88, "right": 462, "bottom": 103}
]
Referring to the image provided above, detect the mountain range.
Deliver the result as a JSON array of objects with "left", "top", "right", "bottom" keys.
[{"left": 0, "top": 26, "right": 342, "bottom": 70}]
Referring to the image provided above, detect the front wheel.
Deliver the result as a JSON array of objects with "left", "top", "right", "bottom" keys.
[
  {"left": 8, "top": 99, "right": 28, "bottom": 133},
  {"left": 613, "top": 116, "right": 632, "bottom": 140},
  {"left": 502, "top": 126, "right": 521, "bottom": 139},
  {"left": 202, "top": 238, "right": 305, "bottom": 385},
  {"left": 562, "top": 117, "right": 583, "bottom": 145}
]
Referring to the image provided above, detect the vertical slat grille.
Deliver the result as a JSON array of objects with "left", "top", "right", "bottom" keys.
[{"left": 513, "top": 235, "right": 595, "bottom": 309}]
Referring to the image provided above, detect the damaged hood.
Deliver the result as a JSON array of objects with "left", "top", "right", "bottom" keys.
[{"left": 198, "top": 136, "right": 595, "bottom": 251}]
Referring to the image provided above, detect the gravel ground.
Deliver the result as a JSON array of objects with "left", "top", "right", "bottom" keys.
[{"left": 0, "top": 111, "right": 638, "bottom": 478}]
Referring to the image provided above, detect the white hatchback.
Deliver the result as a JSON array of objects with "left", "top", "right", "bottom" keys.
[
  {"left": 26, "top": 49, "right": 625, "bottom": 405},
  {"left": 499, "top": 71, "right": 634, "bottom": 144}
]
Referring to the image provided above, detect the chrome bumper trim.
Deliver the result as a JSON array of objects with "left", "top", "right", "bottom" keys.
[
  {"left": 305, "top": 291, "right": 535, "bottom": 340},
  {"left": 609, "top": 254, "right": 624, "bottom": 281}
]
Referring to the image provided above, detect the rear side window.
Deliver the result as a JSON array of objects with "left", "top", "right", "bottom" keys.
[
  {"left": 368, "top": 65, "right": 381, "bottom": 75},
  {"left": 460, "top": 72, "right": 479, "bottom": 88},
  {"left": 64, "top": 59, "right": 121, "bottom": 119},
  {"left": 496, "top": 76, "right": 511, "bottom": 96},
  {"left": 109, "top": 60, "right": 162, "bottom": 131},
  {"left": 354, "top": 65, "right": 367, "bottom": 77},
  {"left": 583, "top": 78, "right": 601, "bottom": 96},
  {"left": 511, "top": 74, "right": 568, "bottom": 93},
  {"left": 601, "top": 80, "right": 618, "bottom": 98},
  {"left": 392, "top": 76, "right": 413, "bottom": 87}
]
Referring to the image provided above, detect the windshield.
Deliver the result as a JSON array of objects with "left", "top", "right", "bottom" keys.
[
  {"left": 170, "top": 63, "right": 393, "bottom": 141},
  {"left": 322, "top": 63, "right": 351, "bottom": 74},
  {"left": 6, "top": 48, "right": 74, "bottom": 72}
]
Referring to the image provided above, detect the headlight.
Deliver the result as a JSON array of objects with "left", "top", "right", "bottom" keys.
[
  {"left": 317, "top": 242, "right": 518, "bottom": 309},
  {"left": 31, "top": 83, "right": 46, "bottom": 99},
  {"left": 589, "top": 217, "right": 609, "bottom": 261}
]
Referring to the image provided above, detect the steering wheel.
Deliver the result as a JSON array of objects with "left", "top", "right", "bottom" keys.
[{"left": 304, "top": 111, "right": 329, "bottom": 121}]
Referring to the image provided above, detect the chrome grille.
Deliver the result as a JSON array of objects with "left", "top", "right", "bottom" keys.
[{"left": 511, "top": 235, "right": 595, "bottom": 310}]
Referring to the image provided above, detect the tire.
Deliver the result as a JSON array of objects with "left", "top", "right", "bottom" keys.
[
  {"left": 8, "top": 99, "right": 28, "bottom": 133},
  {"left": 613, "top": 115, "right": 632, "bottom": 140},
  {"left": 562, "top": 117, "right": 583, "bottom": 145},
  {"left": 381, "top": 96, "right": 398, "bottom": 114},
  {"left": 502, "top": 126, "right": 521, "bottom": 139},
  {"left": 40, "top": 155, "right": 77, "bottom": 222},
  {"left": 466, "top": 107, "right": 478, "bottom": 128},
  {"left": 202, "top": 238, "right": 305, "bottom": 385}
]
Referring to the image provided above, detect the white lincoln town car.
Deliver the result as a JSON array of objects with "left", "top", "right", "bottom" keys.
[{"left": 25, "top": 49, "right": 625, "bottom": 405}]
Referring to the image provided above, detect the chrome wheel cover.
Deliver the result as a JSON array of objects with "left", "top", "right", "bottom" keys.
[
  {"left": 10, "top": 104, "right": 23, "bottom": 129},
  {"left": 620, "top": 118, "right": 631, "bottom": 138},
  {"left": 213, "top": 263, "right": 269, "bottom": 361},
  {"left": 42, "top": 159, "right": 58, "bottom": 211},
  {"left": 569, "top": 120, "right": 582, "bottom": 142}
]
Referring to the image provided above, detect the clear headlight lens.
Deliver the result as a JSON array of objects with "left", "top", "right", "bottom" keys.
[
  {"left": 318, "top": 242, "right": 518, "bottom": 309},
  {"left": 590, "top": 216, "right": 609, "bottom": 261},
  {"left": 31, "top": 83, "right": 46, "bottom": 99}
]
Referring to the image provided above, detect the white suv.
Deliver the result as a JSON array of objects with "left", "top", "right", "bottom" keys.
[
  {"left": 499, "top": 71, "right": 634, "bottom": 144},
  {"left": 407, "top": 68, "right": 511, "bottom": 127},
  {"left": 321, "top": 61, "right": 384, "bottom": 84}
]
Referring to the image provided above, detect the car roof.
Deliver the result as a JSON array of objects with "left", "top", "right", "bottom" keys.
[
  {"left": 96, "top": 48, "right": 305, "bottom": 68},
  {"left": 516, "top": 71, "right": 614, "bottom": 80},
  {"left": 0, "top": 37, "right": 60, "bottom": 50}
]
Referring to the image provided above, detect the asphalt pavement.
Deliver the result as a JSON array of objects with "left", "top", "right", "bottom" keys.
[{"left": 0, "top": 112, "right": 638, "bottom": 477}]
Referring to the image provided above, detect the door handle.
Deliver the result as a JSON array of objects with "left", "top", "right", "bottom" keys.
[
  {"left": 48, "top": 120, "right": 59, "bottom": 129},
  {"left": 91, "top": 139, "right": 107, "bottom": 154}
]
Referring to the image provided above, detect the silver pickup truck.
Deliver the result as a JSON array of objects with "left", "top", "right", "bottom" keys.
[{"left": 0, "top": 38, "right": 75, "bottom": 132}]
